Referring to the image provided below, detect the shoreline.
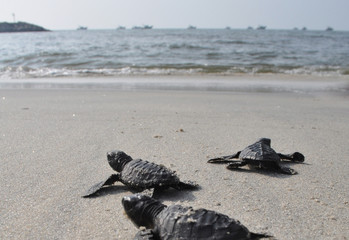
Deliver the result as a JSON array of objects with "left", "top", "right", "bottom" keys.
[
  {"left": 1, "top": 79, "right": 348, "bottom": 239},
  {"left": 1, "top": 74, "right": 348, "bottom": 94}
]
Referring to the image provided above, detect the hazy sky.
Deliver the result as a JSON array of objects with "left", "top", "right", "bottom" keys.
[{"left": 1, "top": 0, "right": 349, "bottom": 30}]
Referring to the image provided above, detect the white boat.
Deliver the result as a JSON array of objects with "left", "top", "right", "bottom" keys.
[
  {"left": 256, "top": 25, "right": 266, "bottom": 30},
  {"left": 77, "top": 26, "right": 87, "bottom": 30},
  {"left": 132, "top": 25, "right": 153, "bottom": 30}
]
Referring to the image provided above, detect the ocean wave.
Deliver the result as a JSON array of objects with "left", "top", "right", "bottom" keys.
[
  {"left": 1, "top": 65, "right": 347, "bottom": 79},
  {"left": 169, "top": 43, "right": 216, "bottom": 51},
  {"left": 214, "top": 40, "right": 250, "bottom": 45}
]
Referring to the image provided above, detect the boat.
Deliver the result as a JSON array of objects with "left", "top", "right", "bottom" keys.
[
  {"left": 117, "top": 26, "right": 126, "bottom": 30},
  {"left": 326, "top": 27, "right": 333, "bottom": 31},
  {"left": 187, "top": 25, "right": 196, "bottom": 30},
  {"left": 132, "top": 25, "right": 153, "bottom": 30},
  {"left": 256, "top": 25, "right": 266, "bottom": 30},
  {"left": 77, "top": 26, "right": 87, "bottom": 30}
]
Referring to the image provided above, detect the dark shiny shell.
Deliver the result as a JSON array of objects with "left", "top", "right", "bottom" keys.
[
  {"left": 154, "top": 205, "right": 253, "bottom": 239},
  {"left": 239, "top": 140, "right": 280, "bottom": 162},
  {"left": 121, "top": 159, "right": 180, "bottom": 189}
]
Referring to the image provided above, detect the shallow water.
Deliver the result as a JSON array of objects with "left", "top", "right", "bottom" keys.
[{"left": 1, "top": 29, "right": 349, "bottom": 79}]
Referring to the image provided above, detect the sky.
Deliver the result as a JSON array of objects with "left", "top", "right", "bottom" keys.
[{"left": 1, "top": 0, "right": 349, "bottom": 31}]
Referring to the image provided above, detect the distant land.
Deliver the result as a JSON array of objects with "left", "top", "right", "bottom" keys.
[{"left": 0, "top": 21, "right": 49, "bottom": 33}]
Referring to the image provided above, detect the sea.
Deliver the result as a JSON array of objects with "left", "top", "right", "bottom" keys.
[{"left": 0, "top": 29, "right": 349, "bottom": 79}]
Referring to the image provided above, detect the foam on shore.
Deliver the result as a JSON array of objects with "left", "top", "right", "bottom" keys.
[{"left": 1, "top": 74, "right": 348, "bottom": 94}]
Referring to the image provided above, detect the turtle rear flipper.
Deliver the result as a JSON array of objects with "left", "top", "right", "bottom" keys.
[
  {"left": 207, "top": 151, "right": 241, "bottom": 163},
  {"left": 226, "top": 161, "right": 247, "bottom": 170},
  {"left": 289, "top": 152, "right": 305, "bottom": 162},
  {"left": 279, "top": 166, "right": 297, "bottom": 175},
  {"left": 250, "top": 232, "right": 273, "bottom": 239},
  {"left": 278, "top": 152, "right": 305, "bottom": 162},
  {"left": 82, "top": 174, "right": 120, "bottom": 198},
  {"left": 139, "top": 188, "right": 155, "bottom": 198},
  {"left": 134, "top": 228, "right": 156, "bottom": 240},
  {"left": 174, "top": 180, "right": 199, "bottom": 190}
]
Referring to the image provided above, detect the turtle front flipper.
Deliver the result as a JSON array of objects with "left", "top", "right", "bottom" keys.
[
  {"left": 134, "top": 228, "right": 156, "bottom": 240},
  {"left": 82, "top": 174, "right": 120, "bottom": 198},
  {"left": 278, "top": 152, "right": 305, "bottom": 162},
  {"left": 207, "top": 151, "right": 241, "bottom": 163},
  {"left": 175, "top": 180, "right": 199, "bottom": 190}
]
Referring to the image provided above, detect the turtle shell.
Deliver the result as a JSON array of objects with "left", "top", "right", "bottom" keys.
[
  {"left": 120, "top": 159, "right": 180, "bottom": 189},
  {"left": 154, "top": 205, "right": 253, "bottom": 239},
  {"left": 239, "top": 138, "right": 280, "bottom": 162}
]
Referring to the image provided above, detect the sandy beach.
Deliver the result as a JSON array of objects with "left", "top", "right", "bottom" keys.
[{"left": 1, "top": 75, "right": 348, "bottom": 239}]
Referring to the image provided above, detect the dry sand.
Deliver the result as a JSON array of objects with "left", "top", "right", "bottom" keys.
[{"left": 1, "top": 75, "right": 348, "bottom": 239}]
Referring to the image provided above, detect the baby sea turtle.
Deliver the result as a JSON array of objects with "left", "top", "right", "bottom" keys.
[
  {"left": 82, "top": 151, "right": 198, "bottom": 198},
  {"left": 208, "top": 138, "right": 304, "bottom": 175},
  {"left": 122, "top": 194, "right": 272, "bottom": 240}
]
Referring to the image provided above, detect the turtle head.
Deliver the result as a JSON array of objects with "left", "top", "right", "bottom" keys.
[
  {"left": 122, "top": 194, "right": 165, "bottom": 229},
  {"left": 107, "top": 151, "right": 133, "bottom": 172},
  {"left": 258, "top": 138, "right": 271, "bottom": 146}
]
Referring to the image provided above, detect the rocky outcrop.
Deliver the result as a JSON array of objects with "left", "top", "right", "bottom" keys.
[{"left": 0, "top": 21, "right": 49, "bottom": 33}]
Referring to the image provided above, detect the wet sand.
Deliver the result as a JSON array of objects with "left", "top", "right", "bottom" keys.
[{"left": 1, "top": 76, "right": 349, "bottom": 239}]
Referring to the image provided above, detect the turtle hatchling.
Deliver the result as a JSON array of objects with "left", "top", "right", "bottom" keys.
[
  {"left": 122, "top": 194, "right": 272, "bottom": 240},
  {"left": 208, "top": 138, "right": 305, "bottom": 175},
  {"left": 82, "top": 151, "right": 198, "bottom": 198}
]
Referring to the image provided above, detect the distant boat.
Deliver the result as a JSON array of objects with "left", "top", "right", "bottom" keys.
[
  {"left": 77, "top": 26, "right": 87, "bottom": 30},
  {"left": 225, "top": 26, "right": 231, "bottom": 30},
  {"left": 187, "top": 25, "right": 196, "bottom": 30},
  {"left": 117, "top": 26, "right": 126, "bottom": 30},
  {"left": 132, "top": 25, "right": 153, "bottom": 30},
  {"left": 256, "top": 25, "right": 266, "bottom": 30},
  {"left": 247, "top": 26, "right": 253, "bottom": 30},
  {"left": 326, "top": 27, "right": 333, "bottom": 31},
  {"left": 302, "top": 27, "right": 307, "bottom": 31}
]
